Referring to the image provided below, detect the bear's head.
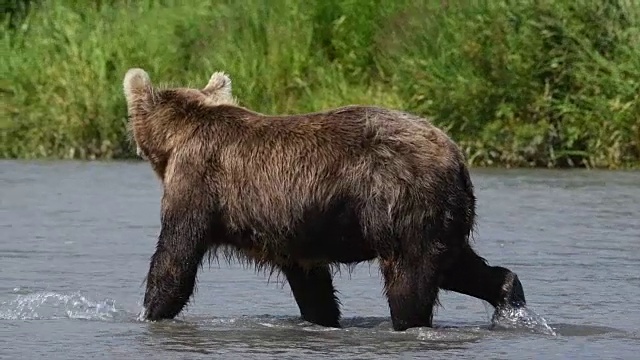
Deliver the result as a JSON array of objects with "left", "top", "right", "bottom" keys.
[{"left": 122, "top": 68, "right": 237, "bottom": 179}]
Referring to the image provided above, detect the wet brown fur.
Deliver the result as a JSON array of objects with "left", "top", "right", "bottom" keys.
[{"left": 123, "top": 68, "right": 527, "bottom": 331}]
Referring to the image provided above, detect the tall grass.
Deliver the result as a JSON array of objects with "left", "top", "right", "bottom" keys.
[{"left": 2, "top": 0, "right": 639, "bottom": 168}]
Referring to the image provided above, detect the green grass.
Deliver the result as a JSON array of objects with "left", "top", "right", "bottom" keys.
[{"left": 3, "top": 0, "right": 640, "bottom": 168}]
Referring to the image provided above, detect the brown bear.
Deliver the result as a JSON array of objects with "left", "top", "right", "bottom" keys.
[
  {"left": 122, "top": 68, "right": 526, "bottom": 331},
  {"left": 130, "top": 71, "right": 237, "bottom": 160}
]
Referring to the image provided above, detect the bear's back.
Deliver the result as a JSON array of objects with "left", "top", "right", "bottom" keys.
[{"left": 204, "top": 104, "right": 465, "bottom": 237}]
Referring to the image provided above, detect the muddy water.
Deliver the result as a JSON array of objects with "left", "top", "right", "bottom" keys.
[{"left": 1, "top": 160, "right": 639, "bottom": 359}]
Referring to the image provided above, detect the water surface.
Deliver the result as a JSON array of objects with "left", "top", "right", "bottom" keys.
[{"left": 1, "top": 160, "right": 639, "bottom": 359}]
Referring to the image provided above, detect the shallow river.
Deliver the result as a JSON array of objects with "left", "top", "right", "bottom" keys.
[{"left": 1, "top": 160, "right": 639, "bottom": 359}]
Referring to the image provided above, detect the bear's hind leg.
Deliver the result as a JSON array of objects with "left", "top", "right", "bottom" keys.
[
  {"left": 281, "top": 263, "right": 341, "bottom": 328},
  {"left": 380, "top": 256, "right": 441, "bottom": 331},
  {"left": 439, "top": 245, "right": 526, "bottom": 311}
]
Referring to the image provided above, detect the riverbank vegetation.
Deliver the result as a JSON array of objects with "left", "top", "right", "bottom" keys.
[{"left": 3, "top": 0, "right": 639, "bottom": 168}]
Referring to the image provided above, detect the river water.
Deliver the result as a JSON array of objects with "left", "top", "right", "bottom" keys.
[{"left": 0, "top": 160, "right": 638, "bottom": 359}]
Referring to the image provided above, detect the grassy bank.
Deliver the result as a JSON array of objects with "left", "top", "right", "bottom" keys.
[{"left": 3, "top": 0, "right": 640, "bottom": 168}]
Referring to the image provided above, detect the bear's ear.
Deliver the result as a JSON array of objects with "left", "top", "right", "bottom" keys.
[
  {"left": 123, "top": 68, "right": 154, "bottom": 111},
  {"left": 202, "top": 71, "right": 233, "bottom": 100}
]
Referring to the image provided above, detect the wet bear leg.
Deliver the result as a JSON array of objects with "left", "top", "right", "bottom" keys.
[
  {"left": 439, "top": 245, "right": 526, "bottom": 311},
  {"left": 281, "top": 263, "right": 341, "bottom": 328},
  {"left": 380, "top": 256, "right": 441, "bottom": 331},
  {"left": 142, "top": 206, "right": 210, "bottom": 321}
]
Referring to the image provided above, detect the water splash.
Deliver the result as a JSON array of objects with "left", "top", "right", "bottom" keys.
[
  {"left": 0, "top": 291, "right": 125, "bottom": 321},
  {"left": 490, "top": 305, "right": 557, "bottom": 336}
]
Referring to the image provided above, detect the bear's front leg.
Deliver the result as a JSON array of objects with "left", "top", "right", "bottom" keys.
[
  {"left": 281, "top": 263, "right": 341, "bottom": 328},
  {"left": 142, "top": 188, "right": 212, "bottom": 321}
]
